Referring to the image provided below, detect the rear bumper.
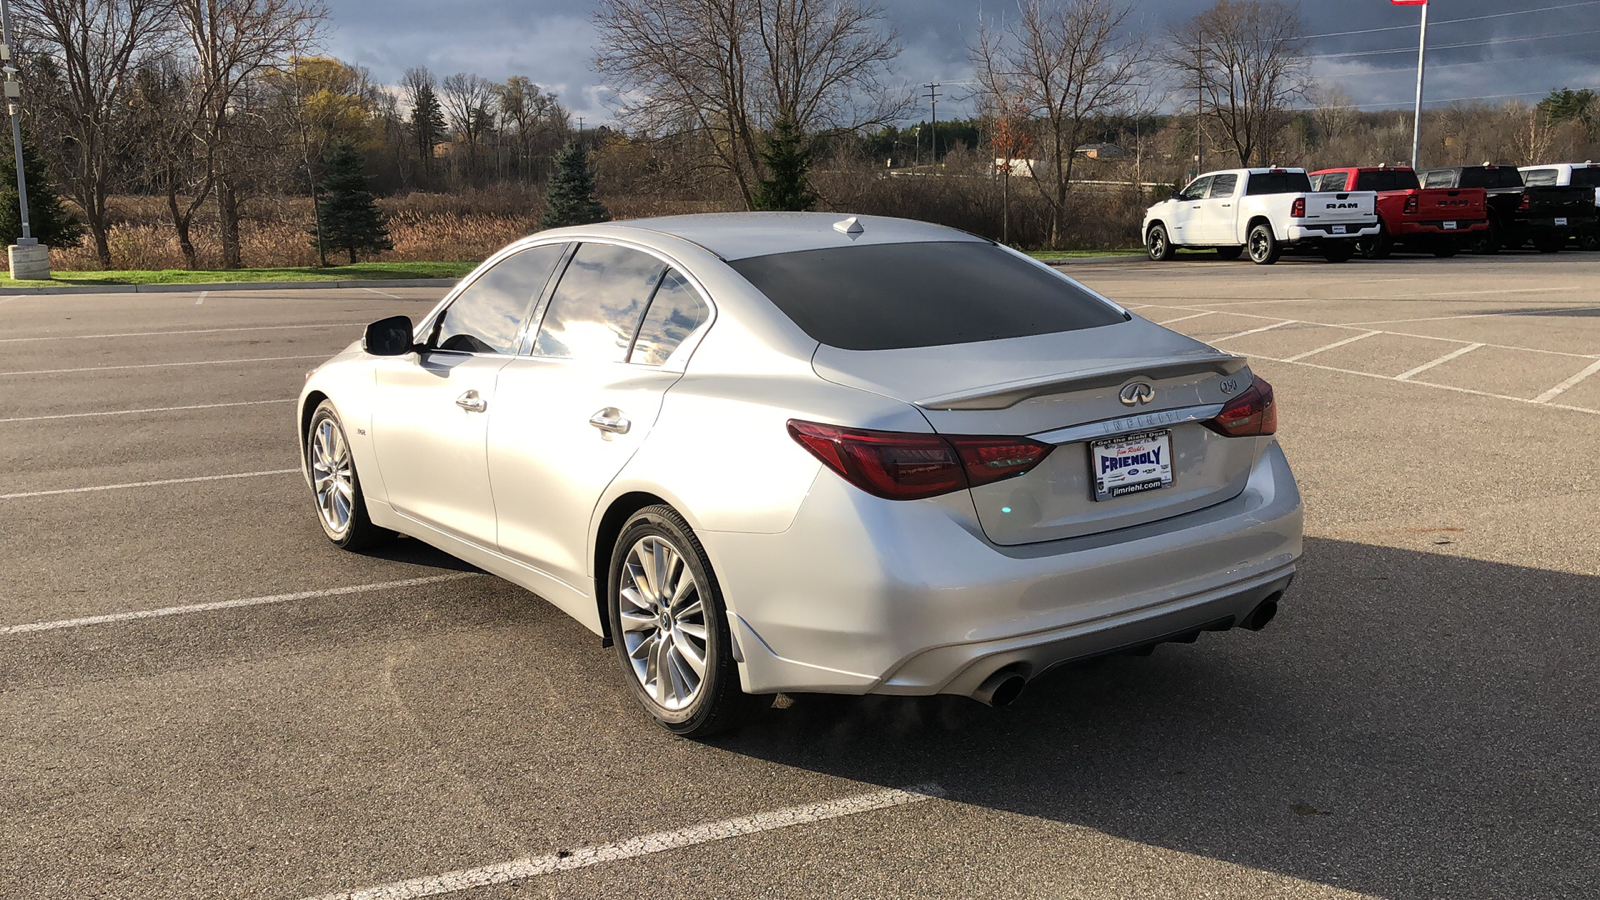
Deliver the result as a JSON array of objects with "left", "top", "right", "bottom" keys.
[
  {"left": 1389, "top": 219, "right": 1489, "bottom": 236},
  {"left": 1284, "top": 223, "right": 1379, "bottom": 243},
  {"left": 703, "top": 440, "right": 1304, "bottom": 698}
]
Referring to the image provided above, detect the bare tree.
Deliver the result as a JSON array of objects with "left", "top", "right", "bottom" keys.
[
  {"left": 174, "top": 0, "right": 325, "bottom": 268},
  {"left": 16, "top": 0, "right": 176, "bottom": 266},
  {"left": 972, "top": 0, "right": 1149, "bottom": 247},
  {"left": 495, "top": 76, "right": 569, "bottom": 182},
  {"left": 1165, "top": 0, "right": 1310, "bottom": 168},
  {"left": 594, "top": 0, "right": 907, "bottom": 207},
  {"left": 441, "top": 72, "right": 497, "bottom": 183}
]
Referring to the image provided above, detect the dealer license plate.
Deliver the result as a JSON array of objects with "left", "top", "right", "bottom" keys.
[
  {"left": 1443, "top": 221, "right": 1457, "bottom": 230},
  {"left": 1556, "top": 217, "right": 1569, "bottom": 226},
  {"left": 1331, "top": 225, "right": 1348, "bottom": 235},
  {"left": 1091, "top": 430, "right": 1173, "bottom": 501}
]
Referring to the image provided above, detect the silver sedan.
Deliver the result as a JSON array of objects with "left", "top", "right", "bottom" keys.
[{"left": 298, "top": 213, "right": 1303, "bottom": 736}]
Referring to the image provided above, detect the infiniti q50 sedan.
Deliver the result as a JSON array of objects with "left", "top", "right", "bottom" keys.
[{"left": 298, "top": 213, "right": 1303, "bottom": 736}]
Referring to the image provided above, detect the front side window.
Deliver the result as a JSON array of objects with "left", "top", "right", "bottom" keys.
[
  {"left": 630, "top": 269, "right": 710, "bottom": 366},
  {"left": 1208, "top": 174, "right": 1239, "bottom": 198},
  {"left": 729, "top": 241, "right": 1124, "bottom": 352},
  {"left": 532, "top": 243, "right": 664, "bottom": 362},
  {"left": 1178, "top": 176, "right": 1213, "bottom": 201},
  {"left": 434, "top": 244, "right": 566, "bottom": 354}
]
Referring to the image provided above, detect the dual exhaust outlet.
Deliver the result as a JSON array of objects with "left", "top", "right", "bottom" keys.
[{"left": 968, "top": 592, "right": 1283, "bottom": 708}]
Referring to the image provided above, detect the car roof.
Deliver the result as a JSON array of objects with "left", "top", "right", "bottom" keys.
[{"left": 557, "top": 212, "right": 989, "bottom": 262}]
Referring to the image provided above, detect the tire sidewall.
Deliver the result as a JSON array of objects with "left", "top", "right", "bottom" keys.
[
  {"left": 307, "top": 401, "right": 371, "bottom": 548},
  {"left": 607, "top": 507, "right": 738, "bottom": 733},
  {"left": 1249, "top": 225, "right": 1278, "bottom": 264},
  {"left": 1147, "top": 225, "right": 1169, "bottom": 261}
]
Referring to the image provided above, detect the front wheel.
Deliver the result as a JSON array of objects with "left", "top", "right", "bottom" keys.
[
  {"left": 306, "top": 401, "right": 391, "bottom": 551},
  {"left": 1146, "top": 224, "right": 1176, "bottom": 261},
  {"left": 609, "top": 505, "right": 751, "bottom": 737},
  {"left": 1248, "top": 224, "right": 1281, "bottom": 265}
]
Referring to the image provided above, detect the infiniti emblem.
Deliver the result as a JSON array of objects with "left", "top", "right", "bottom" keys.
[{"left": 1119, "top": 381, "right": 1155, "bottom": 406}]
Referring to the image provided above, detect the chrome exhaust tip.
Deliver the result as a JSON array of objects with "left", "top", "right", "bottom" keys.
[{"left": 972, "top": 669, "right": 1027, "bottom": 708}]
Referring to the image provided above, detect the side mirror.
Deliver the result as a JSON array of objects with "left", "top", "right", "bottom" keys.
[{"left": 363, "top": 315, "right": 416, "bottom": 356}]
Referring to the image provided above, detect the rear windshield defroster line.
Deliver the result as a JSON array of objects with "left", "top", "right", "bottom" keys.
[{"left": 727, "top": 242, "right": 1126, "bottom": 351}]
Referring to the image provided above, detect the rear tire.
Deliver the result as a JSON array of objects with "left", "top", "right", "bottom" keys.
[
  {"left": 1215, "top": 246, "right": 1243, "bottom": 261},
  {"left": 306, "top": 401, "right": 391, "bottom": 551},
  {"left": 1247, "top": 224, "right": 1281, "bottom": 265},
  {"left": 608, "top": 505, "right": 752, "bottom": 738},
  {"left": 1356, "top": 225, "right": 1392, "bottom": 259},
  {"left": 1473, "top": 222, "right": 1502, "bottom": 255},
  {"left": 1146, "top": 224, "right": 1176, "bottom": 261}
]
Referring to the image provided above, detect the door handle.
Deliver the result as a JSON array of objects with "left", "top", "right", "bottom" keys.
[
  {"left": 455, "top": 390, "right": 487, "bottom": 413},
  {"left": 589, "top": 408, "right": 631, "bottom": 435}
]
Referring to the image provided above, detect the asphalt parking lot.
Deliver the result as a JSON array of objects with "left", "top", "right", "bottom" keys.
[{"left": 2, "top": 254, "right": 1597, "bottom": 899}]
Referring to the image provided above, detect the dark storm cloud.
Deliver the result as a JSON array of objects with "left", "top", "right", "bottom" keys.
[{"left": 323, "top": 0, "right": 1600, "bottom": 121}]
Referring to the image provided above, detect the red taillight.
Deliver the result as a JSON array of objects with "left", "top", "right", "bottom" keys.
[
  {"left": 1291, "top": 198, "right": 1306, "bottom": 217},
  {"left": 787, "top": 420, "right": 1054, "bottom": 501},
  {"left": 1205, "top": 377, "right": 1277, "bottom": 437},
  {"left": 1404, "top": 194, "right": 1419, "bottom": 214},
  {"left": 1520, "top": 193, "right": 1531, "bottom": 211}
]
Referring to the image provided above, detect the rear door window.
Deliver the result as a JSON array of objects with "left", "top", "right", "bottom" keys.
[
  {"left": 1208, "top": 174, "right": 1239, "bottom": 198},
  {"left": 433, "top": 244, "right": 566, "bottom": 354},
  {"left": 728, "top": 242, "right": 1125, "bottom": 351},
  {"left": 532, "top": 243, "right": 664, "bottom": 362}
]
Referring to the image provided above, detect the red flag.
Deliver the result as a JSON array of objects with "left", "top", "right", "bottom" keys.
[{"left": 1392, "top": 0, "right": 1426, "bottom": 5}]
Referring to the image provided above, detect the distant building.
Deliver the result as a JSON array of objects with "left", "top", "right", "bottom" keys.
[
  {"left": 994, "top": 158, "right": 1041, "bottom": 178},
  {"left": 1075, "top": 143, "right": 1126, "bottom": 159}
]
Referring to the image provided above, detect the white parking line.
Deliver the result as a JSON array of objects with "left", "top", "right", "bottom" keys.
[
  {"left": 0, "top": 574, "right": 482, "bottom": 636},
  {"left": 0, "top": 468, "right": 299, "bottom": 500},
  {"left": 0, "top": 322, "right": 357, "bottom": 343},
  {"left": 301, "top": 784, "right": 946, "bottom": 900},
  {"left": 1283, "top": 330, "right": 1380, "bottom": 363},
  {"left": 0, "top": 398, "right": 294, "bottom": 424},
  {"left": 1211, "top": 320, "right": 1296, "bottom": 342},
  {"left": 0, "top": 354, "right": 325, "bottom": 377},
  {"left": 1534, "top": 359, "right": 1600, "bottom": 404},
  {"left": 1396, "top": 344, "right": 1484, "bottom": 381},
  {"left": 1251, "top": 354, "right": 1600, "bottom": 415},
  {"left": 1346, "top": 302, "right": 1600, "bottom": 326},
  {"left": 0, "top": 295, "right": 22, "bottom": 305},
  {"left": 1152, "top": 310, "right": 1217, "bottom": 325},
  {"left": 194, "top": 291, "right": 208, "bottom": 306},
  {"left": 363, "top": 287, "right": 403, "bottom": 299}
]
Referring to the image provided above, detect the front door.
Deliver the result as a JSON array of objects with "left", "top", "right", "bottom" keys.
[
  {"left": 370, "top": 242, "right": 567, "bottom": 545},
  {"left": 1191, "top": 173, "right": 1240, "bottom": 244},
  {"left": 1168, "top": 175, "right": 1213, "bottom": 244},
  {"left": 489, "top": 246, "right": 712, "bottom": 606}
]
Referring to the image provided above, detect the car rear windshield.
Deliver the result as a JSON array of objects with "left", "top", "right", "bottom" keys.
[
  {"left": 727, "top": 242, "right": 1125, "bottom": 351},
  {"left": 1460, "top": 168, "right": 1524, "bottom": 189},
  {"left": 1571, "top": 167, "right": 1600, "bottom": 188},
  {"left": 1245, "top": 172, "right": 1313, "bottom": 195},
  {"left": 1355, "top": 170, "right": 1420, "bottom": 192}
]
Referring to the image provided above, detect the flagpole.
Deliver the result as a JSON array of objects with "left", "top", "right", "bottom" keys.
[{"left": 1410, "top": 0, "right": 1428, "bottom": 170}]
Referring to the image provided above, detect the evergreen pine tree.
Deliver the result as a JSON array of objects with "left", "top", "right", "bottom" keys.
[
  {"left": 540, "top": 140, "right": 610, "bottom": 229},
  {"left": 309, "top": 143, "right": 394, "bottom": 265},
  {"left": 409, "top": 84, "right": 448, "bottom": 173},
  {"left": 0, "top": 130, "right": 85, "bottom": 249},
  {"left": 751, "top": 115, "right": 816, "bottom": 212}
]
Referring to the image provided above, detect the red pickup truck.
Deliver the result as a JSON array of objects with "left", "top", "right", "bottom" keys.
[{"left": 1309, "top": 167, "right": 1488, "bottom": 258}]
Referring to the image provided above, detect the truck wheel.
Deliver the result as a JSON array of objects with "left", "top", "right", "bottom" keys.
[
  {"left": 1534, "top": 234, "right": 1563, "bottom": 253},
  {"left": 1215, "top": 246, "right": 1243, "bottom": 261},
  {"left": 1357, "top": 225, "right": 1392, "bottom": 259},
  {"left": 1431, "top": 240, "right": 1459, "bottom": 259},
  {"left": 1247, "top": 224, "right": 1280, "bottom": 265},
  {"left": 1146, "top": 224, "right": 1176, "bottom": 261},
  {"left": 1473, "top": 223, "right": 1501, "bottom": 255},
  {"left": 1323, "top": 244, "right": 1354, "bottom": 263},
  {"left": 1578, "top": 231, "right": 1600, "bottom": 251}
]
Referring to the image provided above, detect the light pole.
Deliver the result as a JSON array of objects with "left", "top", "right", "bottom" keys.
[
  {"left": 1397, "top": 0, "right": 1429, "bottom": 170},
  {"left": 0, "top": 0, "right": 46, "bottom": 280}
]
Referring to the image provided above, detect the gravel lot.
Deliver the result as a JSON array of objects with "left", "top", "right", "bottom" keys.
[{"left": 2, "top": 254, "right": 1597, "bottom": 899}]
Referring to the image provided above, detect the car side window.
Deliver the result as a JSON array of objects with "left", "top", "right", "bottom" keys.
[
  {"left": 1523, "top": 168, "right": 1558, "bottom": 186},
  {"left": 629, "top": 269, "right": 710, "bottom": 366},
  {"left": 1178, "top": 176, "right": 1212, "bottom": 201},
  {"left": 1423, "top": 171, "right": 1453, "bottom": 189},
  {"left": 1208, "top": 174, "right": 1239, "bottom": 198},
  {"left": 532, "top": 243, "right": 665, "bottom": 362},
  {"left": 434, "top": 244, "right": 566, "bottom": 355}
]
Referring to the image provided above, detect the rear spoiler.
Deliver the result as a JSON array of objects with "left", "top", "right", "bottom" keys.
[{"left": 915, "top": 353, "right": 1248, "bottom": 411}]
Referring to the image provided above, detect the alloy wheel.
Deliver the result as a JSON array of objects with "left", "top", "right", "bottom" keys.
[
  {"left": 618, "top": 535, "right": 710, "bottom": 711},
  {"left": 311, "top": 418, "right": 355, "bottom": 536}
]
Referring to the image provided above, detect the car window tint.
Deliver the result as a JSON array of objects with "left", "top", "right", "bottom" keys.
[
  {"left": 1314, "top": 172, "right": 1347, "bottom": 192},
  {"left": 1354, "top": 170, "right": 1418, "bottom": 192},
  {"left": 435, "top": 244, "right": 565, "bottom": 354},
  {"left": 729, "top": 242, "right": 1125, "bottom": 352},
  {"left": 1245, "top": 172, "right": 1313, "bottom": 195},
  {"left": 630, "top": 269, "right": 710, "bottom": 366},
  {"left": 1423, "top": 170, "right": 1454, "bottom": 189},
  {"left": 1522, "top": 168, "right": 1558, "bottom": 186},
  {"left": 1208, "top": 174, "right": 1238, "bottom": 198},
  {"left": 532, "top": 242, "right": 665, "bottom": 362},
  {"left": 1178, "top": 176, "right": 1212, "bottom": 201},
  {"left": 1570, "top": 167, "right": 1600, "bottom": 187}
]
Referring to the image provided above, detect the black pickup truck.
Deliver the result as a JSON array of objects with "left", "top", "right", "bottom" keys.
[{"left": 1418, "top": 165, "right": 1595, "bottom": 253}]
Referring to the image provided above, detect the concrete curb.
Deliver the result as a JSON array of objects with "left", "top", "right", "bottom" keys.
[
  {"left": 1044, "top": 255, "right": 1146, "bottom": 266},
  {"left": 0, "top": 277, "right": 460, "bottom": 296}
]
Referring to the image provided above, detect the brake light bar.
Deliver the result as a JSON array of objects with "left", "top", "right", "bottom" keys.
[
  {"left": 1205, "top": 377, "right": 1277, "bottom": 437},
  {"left": 787, "top": 420, "right": 1054, "bottom": 501}
]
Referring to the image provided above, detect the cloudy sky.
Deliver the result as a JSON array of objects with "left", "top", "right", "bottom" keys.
[{"left": 322, "top": 0, "right": 1600, "bottom": 124}]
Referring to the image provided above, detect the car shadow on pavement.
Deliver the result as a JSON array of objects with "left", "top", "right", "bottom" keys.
[{"left": 713, "top": 536, "right": 1598, "bottom": 900}]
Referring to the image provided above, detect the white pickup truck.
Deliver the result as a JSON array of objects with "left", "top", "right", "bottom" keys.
[{"left": 1143, "top": 167, "right": 1380, "bottom": 265}]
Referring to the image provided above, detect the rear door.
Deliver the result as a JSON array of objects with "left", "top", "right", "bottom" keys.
[
  {"left": 370, "top": 243, "right": 566, "bottom": 545},
  {"left": 488, "top": 243, "right": 711, "bottom": 595}
]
